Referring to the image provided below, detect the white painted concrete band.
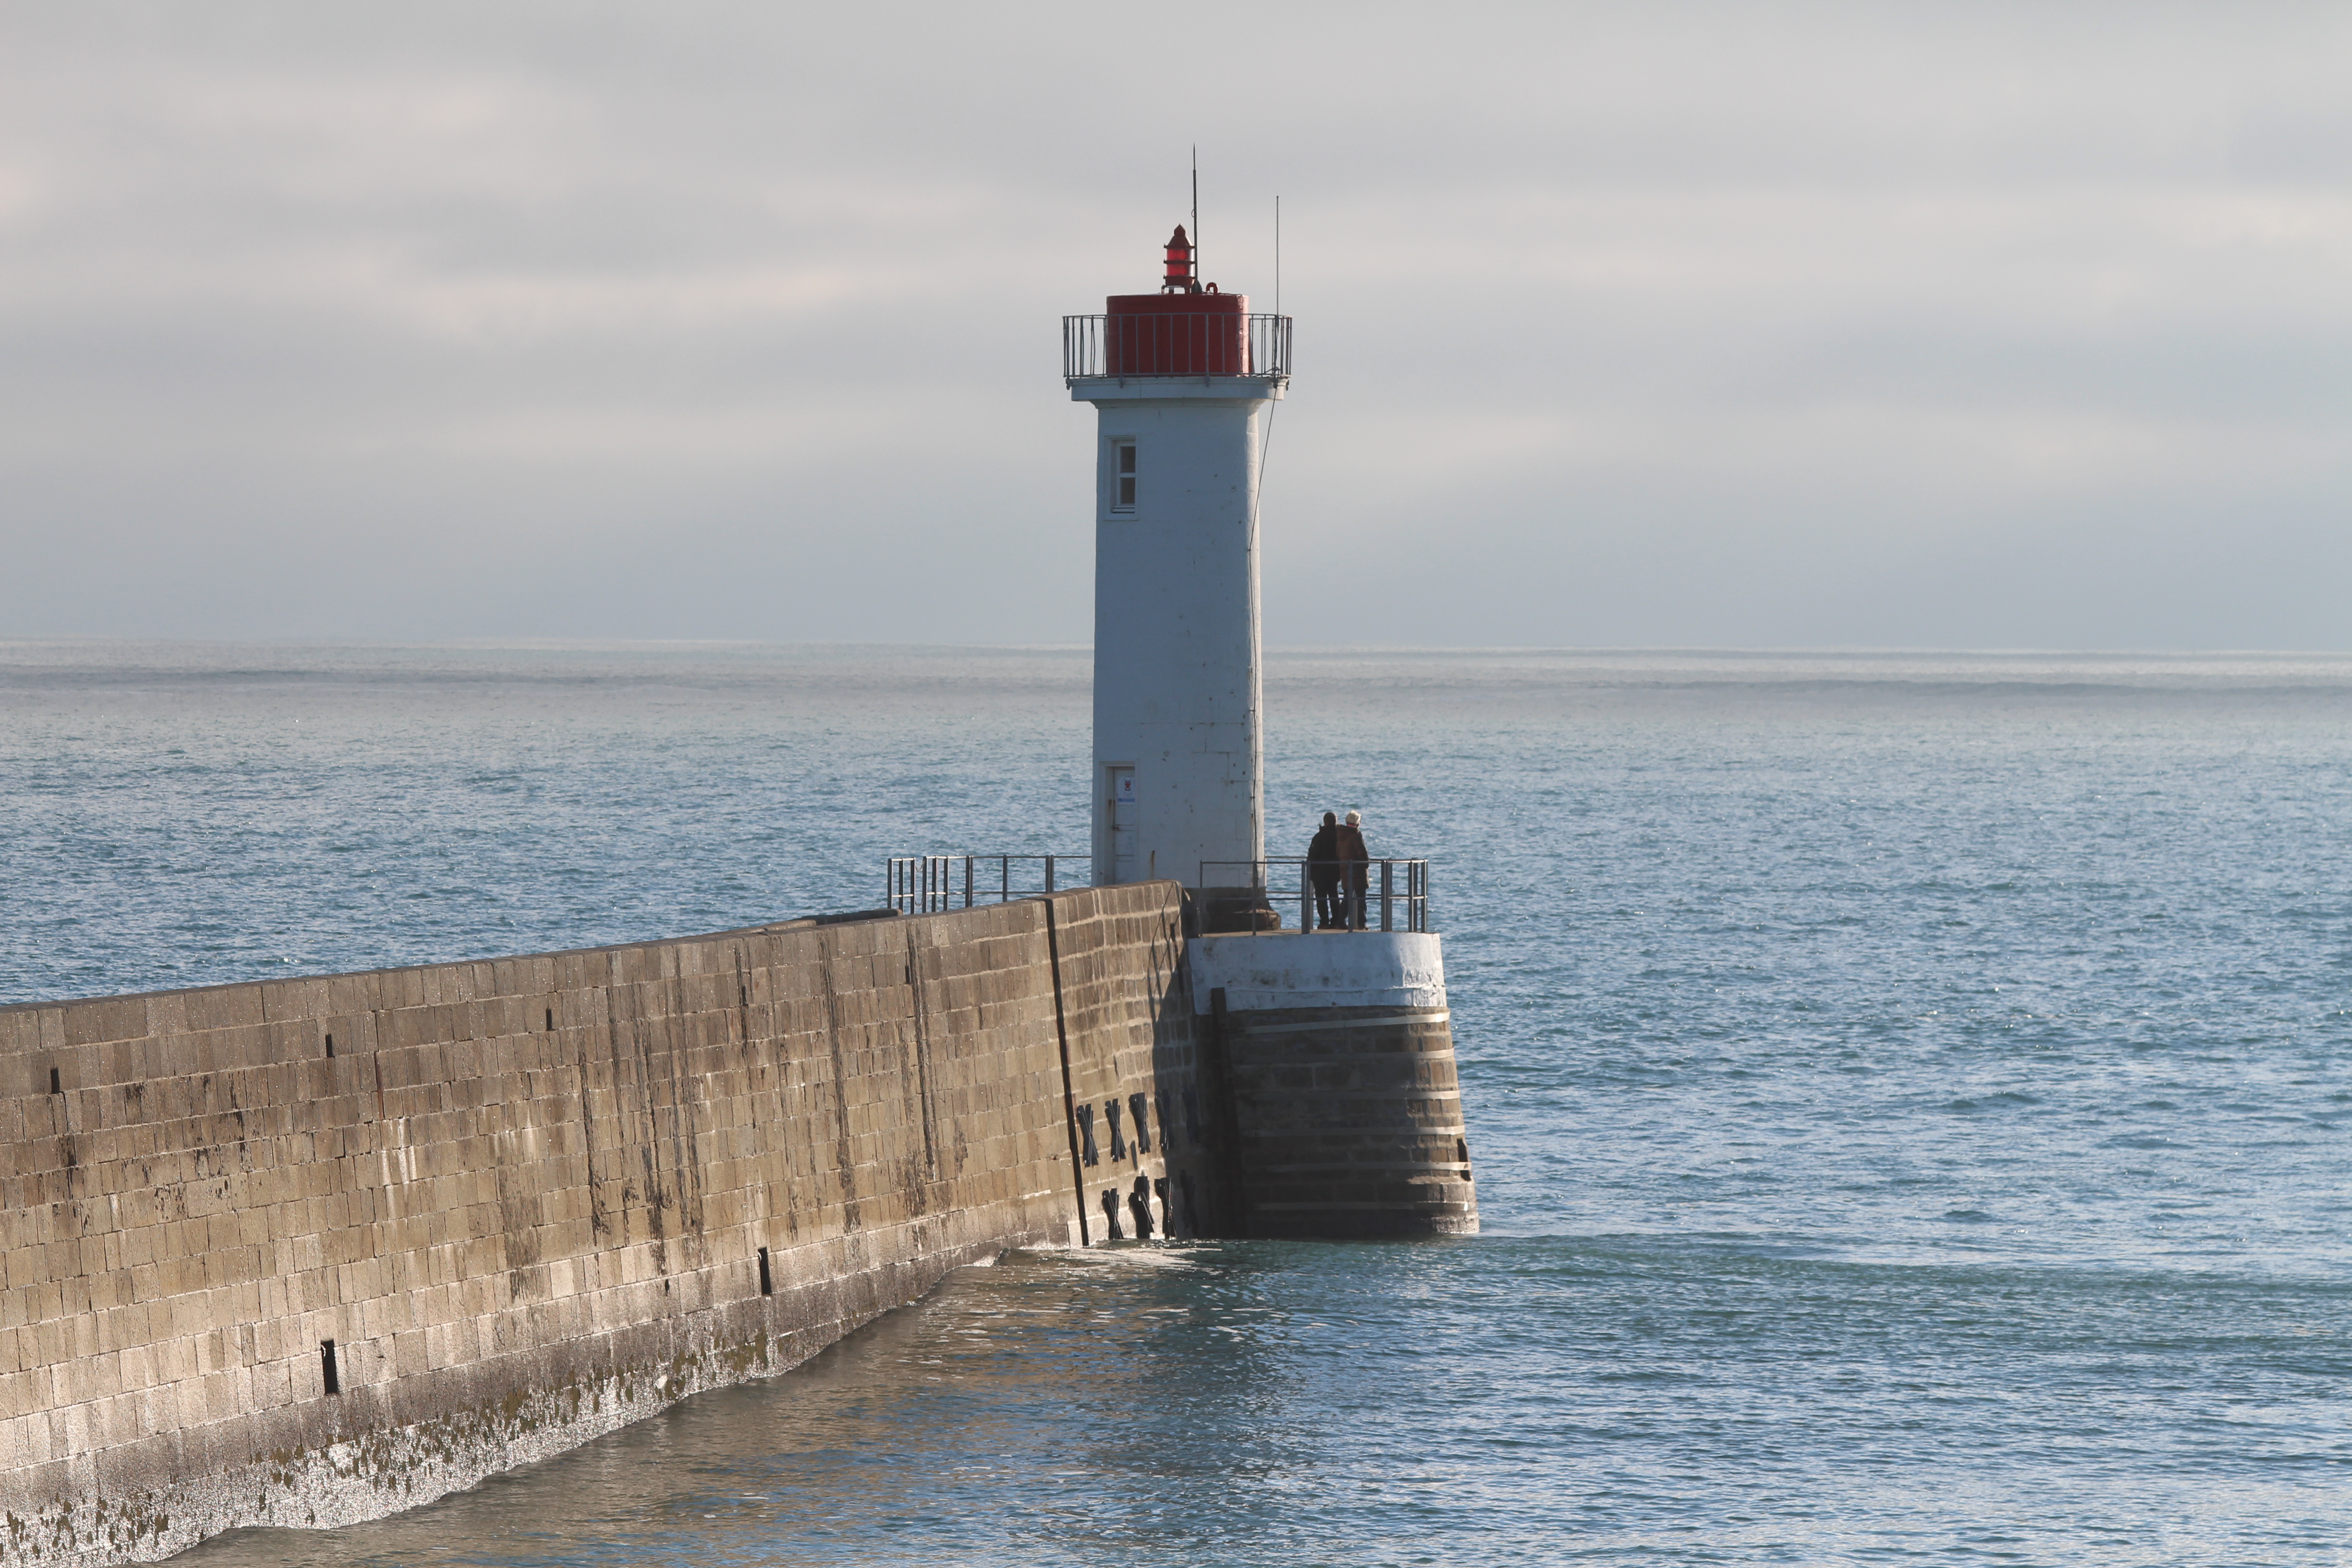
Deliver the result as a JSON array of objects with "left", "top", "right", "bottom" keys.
[
  {"left": 1186, "top": 931, "right": 1448, "bottom": 1014},
  {"left": 1069, "top": 376, "right": 1286, "bottom": 402}
]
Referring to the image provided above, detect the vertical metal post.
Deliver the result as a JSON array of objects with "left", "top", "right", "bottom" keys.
[
  {"left": 1381, "top": 861, "right": 1394, "bottom": 931},
  {"left": 1300, "top": 861, "right": 1310, "bottom": 933},
  {"left": 1002, "top": 856, "right": 1010, "bottom": 903},
  {"left": 1045, "top": 855, "right": 1056, "bottom": 894},
  {"left": 965, "top": 856, "right": 974, "bottom": 908}
]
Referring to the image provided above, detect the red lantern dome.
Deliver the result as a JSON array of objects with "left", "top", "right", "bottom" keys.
[{"left": 1162, "top": 225, "right": 1197, "bottom": 293}]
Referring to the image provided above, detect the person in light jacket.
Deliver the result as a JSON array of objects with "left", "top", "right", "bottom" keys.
[{"left": 1334, "top": 810, "right": 1371, "bottom": 930}]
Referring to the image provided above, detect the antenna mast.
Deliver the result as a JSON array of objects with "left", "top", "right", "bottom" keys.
[{"left": 1191, "top": 146, "right": 1200, "bottom": 283}]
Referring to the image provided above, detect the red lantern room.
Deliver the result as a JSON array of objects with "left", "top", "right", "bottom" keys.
[{"left": 1107, "top": 224, "right": 1248, "bottom": 376}]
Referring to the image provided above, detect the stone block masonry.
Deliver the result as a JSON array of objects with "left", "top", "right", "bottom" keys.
[
  {"left": 1189, "top": 933, "right": 1479, "bottom": 1240},
  {"left": 0, "top": 883, "right": 1203, "bottom": 1567},
  {"left": 1045, "top": 889, "right": 1228, "bottom": 1246}
]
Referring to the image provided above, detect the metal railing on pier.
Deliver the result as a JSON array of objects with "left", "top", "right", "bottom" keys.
[
  {"left": 887, "top": 855, "right": 1091, "bottom": 916},
  {"left": 1063, "top": 313, "right": 1291, "bottom": 381},
  {"left": 1200, "top": 858, "right": 1432, "bottom": 934}
]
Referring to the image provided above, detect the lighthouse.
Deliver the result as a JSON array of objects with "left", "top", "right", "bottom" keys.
[
  {"left": 1065, "top": 226, "right": 1289, "bottom": 891},
  {"left": 1063, "top": 222, "right": 1476, "bottom": 1239}
]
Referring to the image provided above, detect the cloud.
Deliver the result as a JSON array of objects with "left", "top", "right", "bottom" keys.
[{"left": 1, "top": 1, "right": 2347, "bottom": 645}]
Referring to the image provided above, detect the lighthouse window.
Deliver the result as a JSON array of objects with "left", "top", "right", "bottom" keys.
[{"left": 1112, "top": 441, "right": 1137, "bottom": 513}]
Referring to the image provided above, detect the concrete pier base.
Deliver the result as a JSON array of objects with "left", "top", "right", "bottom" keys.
[{"left": 1189, "top": 933, "right": 1479, "bottom": 1240}]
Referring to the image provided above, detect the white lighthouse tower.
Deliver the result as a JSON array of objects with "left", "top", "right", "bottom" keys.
[
  {"left": 1061, "top": 223, "right": 1477, "bottom": 1238},
  {"left": 1066, "top": 226, "right": 1288, "bottom": 891}
]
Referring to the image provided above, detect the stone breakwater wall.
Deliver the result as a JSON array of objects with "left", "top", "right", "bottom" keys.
[{"left": 0, "top": 883, "right": 1212, "bottom": 1567}]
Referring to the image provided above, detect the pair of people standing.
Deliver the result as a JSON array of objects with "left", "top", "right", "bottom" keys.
[{"left": 1307, "top": 810, "right": 1371, "bottom": 930}]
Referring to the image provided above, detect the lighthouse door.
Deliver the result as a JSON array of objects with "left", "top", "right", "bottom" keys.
[{"left": 1108, "top": 768, "right": 1138, "bottom": 883}]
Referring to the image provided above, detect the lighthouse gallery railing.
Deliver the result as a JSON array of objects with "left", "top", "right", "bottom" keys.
[
  {"left": 1063, "top": 314, "right": 1291, "bottom": 380},
  {"left": 1201, "top": 858, "right": 1433, "bottom": 934},
  {"left": 885, "top": 853, "right": 1428, "bottom": 931}
]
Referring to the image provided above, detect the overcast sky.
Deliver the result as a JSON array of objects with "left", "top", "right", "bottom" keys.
[{"left": 3, "top": 2, "right": 2346, "bottom": 648}]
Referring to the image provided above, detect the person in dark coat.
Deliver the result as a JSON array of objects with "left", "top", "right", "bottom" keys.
[
  {"left": 1307, "top": 811, "right": 1343, "bottom": 929},
  {"left": 1335, "top": 809, "right": 1371, "bottom": 929}
]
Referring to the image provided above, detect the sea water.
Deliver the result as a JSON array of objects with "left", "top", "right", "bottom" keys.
[{"left": 3, "top": 642, "right": 2348, "bottom": 1566}]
